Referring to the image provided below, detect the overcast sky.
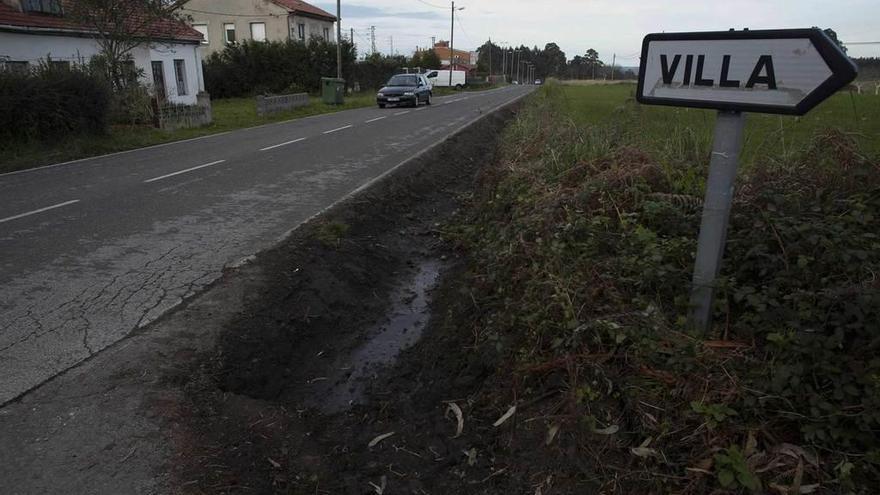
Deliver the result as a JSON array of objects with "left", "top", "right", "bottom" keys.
[{"left": 316, "top": 0, "right": 880, "bottom": 64}]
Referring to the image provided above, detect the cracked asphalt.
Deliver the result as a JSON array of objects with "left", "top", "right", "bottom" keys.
[{"left": 0, "top": 85, "right": 534, "bottom": 405}]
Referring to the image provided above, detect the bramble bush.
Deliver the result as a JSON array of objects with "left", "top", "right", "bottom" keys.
[{"left": 453, "top": 83, "right": 880, "bottom": 492}]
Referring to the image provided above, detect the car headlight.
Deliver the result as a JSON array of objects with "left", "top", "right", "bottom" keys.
[
  {"left": 404, "top": 91, "right": 414, "bottom": 96},
  {"left": 377, "top": 92, "right": 384, "bottom": 97}
]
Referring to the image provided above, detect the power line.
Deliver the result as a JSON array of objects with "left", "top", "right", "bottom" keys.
[{"left": 412, "top": 0, "right": 448, "bottom": 9}]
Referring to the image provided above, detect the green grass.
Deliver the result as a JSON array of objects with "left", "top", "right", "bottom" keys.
[
  {"left": 0, "top": 94, "right": 375, "bottom": 174},
  {"left": 556, "top": 83, "right": 880, "bottom": 165}
]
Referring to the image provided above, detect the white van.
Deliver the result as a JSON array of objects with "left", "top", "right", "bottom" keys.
[{"left": 425, "top": 70, "right": 467, "bottom": 89}]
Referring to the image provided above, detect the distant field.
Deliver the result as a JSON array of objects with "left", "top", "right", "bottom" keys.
[
  {"left": 557, "top": 83, "right": 880, "bottom": 165},
  {"left": 558, "top": 79, "right": 637, "bottom": 86}
]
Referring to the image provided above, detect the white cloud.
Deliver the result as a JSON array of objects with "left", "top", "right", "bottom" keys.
[{"left": 320, "top": 0, "right": 880, "bottom": 60}]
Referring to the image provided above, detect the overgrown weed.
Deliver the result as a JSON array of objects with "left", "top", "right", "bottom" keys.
[{"left": 451, "top": 82, "right": 880, "bottom": 493}]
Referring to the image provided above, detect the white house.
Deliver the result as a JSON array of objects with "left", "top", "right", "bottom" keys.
[{"left": 0, "top": 0, "right": 205, "bottom": 105}]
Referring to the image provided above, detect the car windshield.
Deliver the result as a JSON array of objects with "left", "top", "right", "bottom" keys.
[{"left": 387, "top": 75, "right": 419, "bottom": 87}]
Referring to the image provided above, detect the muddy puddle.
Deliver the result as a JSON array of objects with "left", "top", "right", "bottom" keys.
[{"left": 314, "top": 259, "right": 442, "bottom": 412}]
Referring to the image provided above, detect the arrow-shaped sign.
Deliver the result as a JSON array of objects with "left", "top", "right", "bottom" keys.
[{"left": 637, "top": 28, "right": 858, "bottom": 115}]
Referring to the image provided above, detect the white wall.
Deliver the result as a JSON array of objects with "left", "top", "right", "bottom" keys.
[
  {"left": 0, "top": 31, "right": 101, "bottom": 65},
  {"left": 288, "top": 15, "right": 334, "bottom": 43},
  {"left": 0, "top": 31, "right": 202, "bottom": 105},
  {"left": 144, "top": 43, "right": 202, "bottom": 105}
]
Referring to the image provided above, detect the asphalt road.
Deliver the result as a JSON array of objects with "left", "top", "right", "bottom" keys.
[{"left": 0, "top": 85, "right": 534, "bottom": 404}]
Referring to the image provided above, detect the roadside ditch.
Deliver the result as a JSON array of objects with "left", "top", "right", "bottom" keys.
[{"left": 169, "top": 102, "right": 533, "bottom": 494}]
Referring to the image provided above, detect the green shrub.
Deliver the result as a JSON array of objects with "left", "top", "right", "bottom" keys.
[
  {"left": 203, "top": 38, "right": 357, "bottom": 98},
  {"left": 0, "top": 64, "right": 111, "bottom": 143}
]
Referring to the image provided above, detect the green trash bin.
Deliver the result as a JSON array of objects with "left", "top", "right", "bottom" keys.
[{"left": 321, "top": 77, "right": 345, "bottom": 105}]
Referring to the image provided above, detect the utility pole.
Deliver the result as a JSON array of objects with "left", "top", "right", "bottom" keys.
[
  {"left": 449, "top": 2, "right": 455, "bottom": 87},
  {"left": 370, "top": 26, "right": 376, "bottom": 55},
  {"left": 488, "top": 37, "right": 492, "bottom": 79},
  {"left": 390, "top": 35, "right": 394, "bottom": 56},
  {"left": 611, "top": 53, "right": 616, "bottom": 80},
  {"left": 336, "top": 0, "right": 342, "bottom": 79}
]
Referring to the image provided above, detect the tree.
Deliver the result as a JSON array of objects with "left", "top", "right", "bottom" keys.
[
  {"left": 67, "top": 0, "right": 189, "bottom": 90},
  {"left": 542, "top": 42, "right": 567, "bottom": 78},
  {"left": 418, "top": 49, "right": 441, "bottom": 70},
  {"left": 818, "top": 27, "right": 848, "bottom": 54},
  {"left": 583, "top": 48, "right": 602, "bottom": 79}
]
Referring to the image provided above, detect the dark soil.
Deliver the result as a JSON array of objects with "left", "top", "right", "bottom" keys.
[{"left": 170, "top": 103, "right": 575, "bottom": 494}]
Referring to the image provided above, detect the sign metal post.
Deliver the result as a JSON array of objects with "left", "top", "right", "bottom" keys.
[
  {"left": 689, "top": 110, "right": 746, "bottom": 332},
  {"left": 636, "top": 28, "right": 857, "bottom": 332}
]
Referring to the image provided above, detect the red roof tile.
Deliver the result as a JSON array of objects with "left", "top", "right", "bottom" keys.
[
  {"left": 0, "top": 1, "right": 203, "bottom": 42},
  {"left": 272, "top": 0, "right": 336, "bottom": 21}
]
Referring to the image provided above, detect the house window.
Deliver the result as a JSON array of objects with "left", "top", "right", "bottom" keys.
[
  {"left": 174, "top": 59, "right": 188, "bottom": 96},
  {"left": 250, "top": 22, "right": 266, "bottom": 42},
  {"left": 3, "top": 61, "right": 29, "bottom": 74},
  {"left": 22, "top": 0, "right": 62, "bottom": 15},
  {"left": 151, "top": 60, "right": 166, "bottom": 100},
  {"left": 224, "top": 23, "right": 236, "bottom": 44},
  {"left": 121, "top": 60, "right": 138, "bottom": 86},
  {"left": 323, "top": 27, "right": 329, "bottom": 41},
  {"left": 297, "top": 23, "right": 305, "bottom": 41},
  {"left": 193, "top": 24, "right": 209, "bottom": 44}
]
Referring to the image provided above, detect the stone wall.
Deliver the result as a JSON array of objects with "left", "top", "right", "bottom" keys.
[{"left": 255, "top": 92, "right": 309, "bottom": 116}]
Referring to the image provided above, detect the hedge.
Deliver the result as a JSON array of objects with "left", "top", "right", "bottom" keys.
[{"left": 0, "top": 65, "right": 111, "bottom": 143}]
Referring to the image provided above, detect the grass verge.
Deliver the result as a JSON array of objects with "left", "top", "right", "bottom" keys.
[
  {"left": 0, "top": 94, "right": 375, "bottom": 174},
  {"left": 449, "top": 82, "right": 879, "bottom": 493}
]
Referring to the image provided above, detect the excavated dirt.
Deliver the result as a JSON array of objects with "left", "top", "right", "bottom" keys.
[{"left": 168, "top": 103, "right": 566, "bottom": 494}]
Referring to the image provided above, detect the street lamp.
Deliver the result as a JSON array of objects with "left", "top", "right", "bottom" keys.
[{"left": 449, "top": 2, "right": 465, "bottom": 87}]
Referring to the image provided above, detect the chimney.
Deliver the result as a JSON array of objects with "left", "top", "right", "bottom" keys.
[{"left": 1, "top": 0, "right": 22, "bottom": 11}]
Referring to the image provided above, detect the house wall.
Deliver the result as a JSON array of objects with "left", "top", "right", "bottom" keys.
[
  {"left": 181, "top": 0, "right": 290, "bottom": 57},
  {"left": 288, "top": 14, "right": 334, "bottom": 43},
  {"left": 144, "top": 42, "right": 204, "bottom": 104},
  {"left": 0, "top": 31, "right": 202, "bottom": 105}
]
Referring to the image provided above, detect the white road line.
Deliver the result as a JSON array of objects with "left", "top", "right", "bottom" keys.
[
  {"left": 260, "top": 137, "right": 306, "bottom": 151},
  {"left": 0, "top": 200, "right": 80, "bottom": 224},
  {"left": 323, "top": 124, "right": 353, "bottom": 134},
  {"left": 415, "top": 107, "right": 427, "bottom": 111},
  {"left": 394, "top": 111, "right": 410, "bottom": 116},
  {"left": 365, "top": 116, "right": 387, "bottom": 123},
  {"left": 144, "top": 160, "right": 226, "bottom": 183},
  {"left": 444, "top": 101, "right": 453, "bottom": 105}
]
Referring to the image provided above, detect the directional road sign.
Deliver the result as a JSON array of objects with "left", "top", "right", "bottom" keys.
[{"left": 637, "top": 29, "right": 858, "bottom": 115}]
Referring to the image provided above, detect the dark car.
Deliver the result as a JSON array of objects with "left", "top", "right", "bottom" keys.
[{"left": 376, "top": 74, "right": 432, "bottom": 108}]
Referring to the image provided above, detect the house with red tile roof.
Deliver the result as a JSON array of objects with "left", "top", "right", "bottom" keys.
[
  {"left": 0, "top": 0, "right": 206, "bottom": 104},
  {"left": 181, "top": 0, "right": 337, "bottom": 57}
]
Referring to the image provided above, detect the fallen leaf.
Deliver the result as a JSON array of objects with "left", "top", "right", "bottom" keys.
[
  {"left": 446, "top": 403, "right": 464, "bottom": 438},
  {"left": 545, "top": 423, "right": 561, "bottom": 446},
  {"left": 493, "top": 405, "right": 517, "bottom": 427},
  {"left": 631, "top": 446, "right": 658, "bottom": 458},
  {"left": 593, "top": 424, "right": 619, "bottom": 435},
  {"left": 631, "top": 437, "right": 658, "bottom": 458},
  {"left": 267, "top": 457, "right": 281, "bottom": 469},
  {"left": 463, "top": 448, "right": 478, "bottom": 466},
  {"left": 368, "top": 432, "right": 395, "bottom": 448},
  {"left": 368, "top": 475, "right": 387, "bottom": 494},
  {"left": 744, "top": 430, "right": 758, "bottom": 457}
]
